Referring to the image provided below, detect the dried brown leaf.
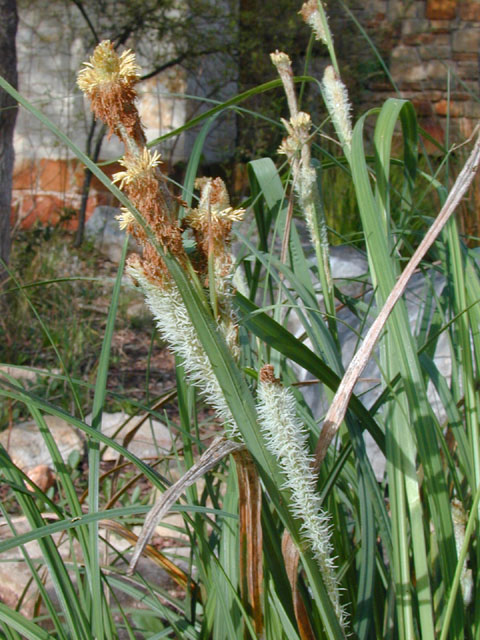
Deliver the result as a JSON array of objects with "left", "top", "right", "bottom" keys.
[
  {"left": 282, "top": 531, "right": 316, "bottom": 640},
  {"left": 234, "top": 449, "right": 264, "bottom": 636}
]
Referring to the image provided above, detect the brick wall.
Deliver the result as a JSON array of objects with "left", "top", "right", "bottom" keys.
[
  {"left": 11, "top": 1, "right": 480, "bottom": 231},
  {"left": 12, "top": 159, "right": 121, "bottom": 230},
  {"left": 11, "top": 0, "right": 236, "bottom": 232},
  {"left": 349, "top": 0, "right": 480, "bottom": 149}
]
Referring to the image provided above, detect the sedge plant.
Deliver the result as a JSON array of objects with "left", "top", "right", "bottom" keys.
[{"left": 1, "top": 1, "right": 480, "bottom": 639}]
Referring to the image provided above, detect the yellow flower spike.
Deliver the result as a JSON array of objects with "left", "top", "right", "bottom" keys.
[
  {"left": 115, "top": 207, "right": 136, "bottom": 231},
  {"left": 278, "top": 111, "right": 312, "bottom": 160},
  {"left": 189, "top": 177, "right": 245, "bottom": 228},
  {"left": 270, "top": 50, "right": 292, "bottom": 70},
  {"left": 77, "top": 40, "right": 140, "bottom": 95},
  {"left": 219, "top": 207, "right": 246, "bottom": 223},
  {"left": 113, "top": 149, "right": 162, "bottom": 189}
]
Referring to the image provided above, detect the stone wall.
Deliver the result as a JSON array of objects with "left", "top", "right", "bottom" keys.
[
  {"left": 341, "top": 0, "right": 480, "bottom": 150},
  {"left": 11, "top": 0, "right": 480, "bottom": 230},
  {"left": 11, "top": 0, "right": 237, "bottom": 229}
]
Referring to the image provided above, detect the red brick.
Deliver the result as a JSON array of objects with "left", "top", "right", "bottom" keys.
[
  {"left": 13, "top": 160, "right": 36, "bottom": 190},
  {"left": 37, "top": 159, "right": 86, "bottom": 193},
  {"left": 13, "top": 158, "right": 84, "bottom": 194},
  {"left": 419, "top": 43, "right": 451, "bottom": 59},
  {"left": 40, "top": 159, "right": 67, "bottom": 192},
  {"left": 367, "top": 80, "right": 393, "bottom": 91},
  {"left": 11, "top": 149, "right": 125, "bottom": 230},
  {"left": 412, "top": 99, "right": 435, "bottom": 116},
  {"left": 452, "top": 52, "right": 478, "bottom": 61},
  {"left": 366, "top": 13, "right": 387, "bottom": 29},
  {"left": 420, "top": 119, "right": 446, "bottom": 155},
  {"left": 426, "top": 0, "right": 457, "bottom": 20},
  {"left": 456, "top": 60, "right": 480, "bottom": 79},
  {"left": 404, "top": 33, "right": 432, "bottom": 45},
  {"left": 89, "top": 161, "right": 122, "bottom": 192},
  {"left": 430, "top": 19, "right": 454, "bottom": 32},
  {"left": 434, "top": 99, "right": 465, "bottom": 116},
  {"left": 450, "top": 92, "right": 473, "bottom": 101},
  {"left": 458, "top": 2, "right": 480, "bottom": 20},
  {"left": 402, "top": 18, "right": 430, "bottom": 36},
  {"left": 15, "top": 194, "right": 67, "bottom": 229},
  {"left": 412, "top": 90, "right": 444, "bottom": 102},
  {"left": 452, "top": 27, "right": 480, "bottom": 52}
]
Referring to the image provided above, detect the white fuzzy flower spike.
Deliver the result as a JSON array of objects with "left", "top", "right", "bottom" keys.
[
  {"left": 257, "top": 365, "right": 347, "bottom": 630},
  {"left": 322, "top": 65, "right": 353, "bottom": 151},
  {"left": 128, "top": 262, "right": 241, "bottom": 439},
  {"left": 299, "top": 0, "right": 330, "bottom": 45}
]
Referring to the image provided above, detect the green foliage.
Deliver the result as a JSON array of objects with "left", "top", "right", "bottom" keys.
[{"left": 1, "top": 9, "right": 480, "bottom": 640}]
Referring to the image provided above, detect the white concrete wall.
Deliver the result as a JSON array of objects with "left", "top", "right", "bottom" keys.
[{"left": 14, "top": 0, "right": 237, "bottom": 168}]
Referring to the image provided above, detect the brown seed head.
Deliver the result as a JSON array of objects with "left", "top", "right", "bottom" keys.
[
  {"left": 77, "top": 40, "right": 144, "bottom": 142},
  {"left": 259, "top": 364, "right": 278, "bottom": 384},
  {"left": 185, "top": 177, "right": 244, "bottom": 268},
  {"left": 299, "top": 0, "right": 329, "bottom": 44}
]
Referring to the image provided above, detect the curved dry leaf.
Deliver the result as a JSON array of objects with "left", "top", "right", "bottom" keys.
[
  {"left": 128, "top": 436, "right": 244, "bottom": 574},
  {"left": 314, "top": 130, "right": 480, "bottom": 470}
]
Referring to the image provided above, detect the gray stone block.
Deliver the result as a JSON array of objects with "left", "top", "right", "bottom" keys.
[
  {"left": 85, "top": 205, "right": 140, "bottom": 262},
  {"left": 289, "top": 245, "right": 455, "bottom": 480}
]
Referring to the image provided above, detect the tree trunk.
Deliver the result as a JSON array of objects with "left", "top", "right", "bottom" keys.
[
  {"left": 0, "top": 0, "right": 18, "bottom": 285},
  {"left": 73, "top": 119, "right": 105, "bottom": 247}
]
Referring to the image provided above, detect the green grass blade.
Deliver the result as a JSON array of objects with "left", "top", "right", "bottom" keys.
[
  {"left": 178, "top": 113, "right": 222, "bottom": 220},
  {"left": 0, "top": 383, "right": 169, "bottom": 490},
  {"left": 145, "top": 76, "right": 318, "bottom": 148},
  {"left": 0, "top": 448, "right": 91, "bottom": 639},
  {"left": 352, "top": 448, "right": 376, "bottom": 640},
  {"left": 0, "top": 502, "right": 232, "bottom": 554},
  {"left": 214, "top": 470, "right": 241, "bottom": 639},
  {"left": 163, "top": 256, "right": 346, "bottom": 636},
  {"left": 4, "top": 267, "right": 84, "bottom": 419},
  {"left": 439, "top": 483, "right": 480, "bottom": 640},
  {"left": 235, "top": 292, "right": 385, "bottom": 451},
  {"left": 444, "top": 219, "right": 480, "bottom": 493},
  {"left": 0, "top": 604, "right": 55, "bottom": 640},
  {"left": 0, "top": 506, "right": 68, "bottom": 640},
  {"left": 87, "top": 236, "right": 128, "bottom": 640},
  {"left": 420, "top": 353, "right": 473, "bottom": 490},
  {"left": 350, "top": 101, "right": 460, "bottom": 637}
]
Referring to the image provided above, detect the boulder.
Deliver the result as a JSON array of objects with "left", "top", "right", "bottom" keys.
[
  {"left": 0, "top": 415, "right": 85, "bottom": 472},
  {"left": 85, "top": 411, "right": 174, "bottom": 461},
  {"left": 85, "top": 206, "right": 139, "bottom": 262},
  {"left": 291, "top": 245, "right": 453, "bottom": 480}
]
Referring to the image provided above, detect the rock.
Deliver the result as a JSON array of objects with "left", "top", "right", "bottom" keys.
[
  {"left": 85, "top": 206, "right": 140, "bottom": 262},
  {"left": 0, "top": 365, "right": 60, "bottom": 382},
  {"left": 0, "top": 416, "right": 85, "bottom": 472},
  {"left": 26, "top": 465, "right": 56, "bottom": 492},
  {"left": 452, "top": 28, "right": 479, "bottom": 54},
  {"left": 0, "top": 515, "right": 184, "bottom": 624},
  {"left": 86, "top": 411, "right": 174, "bottom": 461},
  {"left": 0, "top": 516, "right": 50, "bottom": 617},
  {"left": 125, "top": 300, "right": 151, "bottom": 324},
  {"left": 291, "top": 245, "right": 453, "bottom": 480}
]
